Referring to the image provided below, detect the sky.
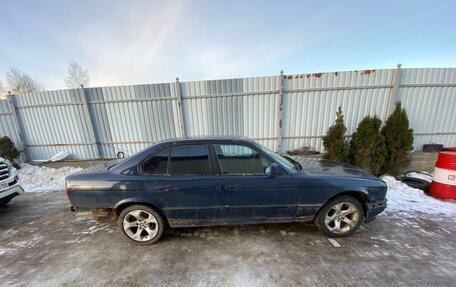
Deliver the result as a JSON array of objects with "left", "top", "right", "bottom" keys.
[{"left": 0, "top": 0, "right": 455, "bottom": 90}]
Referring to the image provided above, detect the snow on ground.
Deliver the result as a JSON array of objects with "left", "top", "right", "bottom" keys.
[
  {"left": 18, "top": 164, "right": 82, "bottom": 193},
  {"left": 382, "top": 175, "right": 456, "bottom": 218}
]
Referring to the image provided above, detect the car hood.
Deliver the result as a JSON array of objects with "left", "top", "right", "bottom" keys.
[{"left": 294, "top": 157, "right": 379, "bottom": 180}]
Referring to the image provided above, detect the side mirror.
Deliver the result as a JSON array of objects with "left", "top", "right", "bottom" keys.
[
  {"left": 266, "top": 163, "right": 283, "bottom": 176},
  {"left": 116, "top": 151, "right": 125, "bottom": 159}
]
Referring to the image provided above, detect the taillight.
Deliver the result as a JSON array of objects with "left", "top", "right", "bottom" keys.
[{"left": 65, "top": 183, "right": 70, "bottom": 200}]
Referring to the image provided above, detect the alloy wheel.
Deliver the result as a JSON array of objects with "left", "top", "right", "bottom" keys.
[
  {"left": 324, "top": 202, "right": 360, "bottom": 235},
  {"left": 122, "top": 209, "right": 159, "bottom": 242}
]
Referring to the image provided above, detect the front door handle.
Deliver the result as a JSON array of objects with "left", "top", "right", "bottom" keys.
[
  {"left": 155, "top": 185, "right": 171, "bottom": 191},
  {"left": 224, "top": 184, "right": 239, "bottom": 190}
]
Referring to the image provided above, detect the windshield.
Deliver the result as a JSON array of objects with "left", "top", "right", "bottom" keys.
[{"left": 255, "top": 143, "right": 298, "bottom": 173}]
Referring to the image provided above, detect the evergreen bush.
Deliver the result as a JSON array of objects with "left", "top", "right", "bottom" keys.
[
  {"left": 322, "top": 107, "right": 349, "bottom": 163},
  {"left": 349, "top": 115, "right": 386, "bottom": 175},
  {"left": 381, "top": 103, "right": 414, "bottom": 175},
  {"left": 0, "top": 136, "right": 20, "bottom": 162}
]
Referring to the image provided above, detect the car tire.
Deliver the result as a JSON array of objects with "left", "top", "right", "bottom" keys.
[
  {"left": 315, "top": 195, "right": 364, "bottom": 237},
  {"left": 118, "top": 205, "right": 165, "bottom": 245},
  {"left": 400, "top": 177, "right": 430, "bottom": 194},
  {"left": 0, "top": 198, "right": 11, "bottom": 208}
]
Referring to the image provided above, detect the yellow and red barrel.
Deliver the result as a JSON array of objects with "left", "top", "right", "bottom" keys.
[{"left": 430, "top": 151, "right": 456, "bottom": 199}]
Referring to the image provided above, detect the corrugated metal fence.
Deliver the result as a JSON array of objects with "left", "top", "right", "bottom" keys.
[{"left": 0, "top": 67, "right": 455, "bottom": 161}]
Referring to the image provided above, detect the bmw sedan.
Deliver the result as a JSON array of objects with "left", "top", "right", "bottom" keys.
[{"left": 66, "top": 137, "right": 387, "bottom": 245}]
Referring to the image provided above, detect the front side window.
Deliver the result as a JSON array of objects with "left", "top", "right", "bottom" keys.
[
  {"left": 213, "top": 144, "right": 271, "bottom": 175},
  {"left": 255, "top": 143, "right": 297, "bottom": 173},
  {"left": 168, "top": 144, "right": 210, "bottom": 175}
]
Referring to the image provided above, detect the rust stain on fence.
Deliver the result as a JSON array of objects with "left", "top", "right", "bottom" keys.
[
  {"left": 361, "top": 69, "right": 376, "bottom": 75},
  {"left": 285, "top": 73, "right": 325, "bottom": 79},
  {"left": 306, "top": 73, "right": 324, "bottom": 78}
]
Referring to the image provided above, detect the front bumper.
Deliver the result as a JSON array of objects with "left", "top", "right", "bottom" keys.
[
  {"left": 365, "top": 198, "right": 387, "bottom": 222},
  {"left": 0, "top": 184, "right": 24, "bottom": 200},
  {"left": 0, "top": 167, "right": 24, "bottom": 200}
]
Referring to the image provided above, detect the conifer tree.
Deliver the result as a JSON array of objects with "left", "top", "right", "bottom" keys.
[
  {"left": 323, "top": 107, "right": 349, "bottom": 163},
  {"left": 381, "top": 103, "right": 414, "bottom": 175},
  {"left": 349, "top": 115, "right": 386, "bottom": 175}
]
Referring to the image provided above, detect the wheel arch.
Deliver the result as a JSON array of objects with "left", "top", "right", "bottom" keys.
[
  {"left": 114, "top": 200, "right": 170, "bottom": 227},
  {"left": 318, "top": 190, "right": 369, "bottom": 217}
]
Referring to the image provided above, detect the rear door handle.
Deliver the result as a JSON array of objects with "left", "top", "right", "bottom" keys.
[
  {"left": 155, "top": 185, "right": 171, "bottom": 191},
  {"left": 224, "top": 184, "right": 239, "bottom": 190}
]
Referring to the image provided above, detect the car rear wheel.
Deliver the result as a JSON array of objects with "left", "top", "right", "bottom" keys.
[
  {"left": 315, "top": 195, "right": 364, "bottom": 237},
  {"left": 118, "top": 205, "right": 164, "bottom": 245}
]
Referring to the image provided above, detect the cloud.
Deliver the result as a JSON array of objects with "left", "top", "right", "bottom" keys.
[
  {"left": 72, "top": 1, "right": 186, "bottom": 86},
  {"left": 54, "top": 1, "right": 319, "bottom": 86},
  {"left": 1, "top": 0, "right": 455, "bottom": 90}
]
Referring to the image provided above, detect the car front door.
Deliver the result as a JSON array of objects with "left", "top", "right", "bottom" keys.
[
  {"left": 212, "top": 143, "right": 298, "bottom": 224},
  {"left": 142, "top": 143, "right": 223, "bottom": 226}
]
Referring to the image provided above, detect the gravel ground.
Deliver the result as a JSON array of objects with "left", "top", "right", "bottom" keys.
[{"left": 1, "top": 191, "right": 455, "bottom": 287}]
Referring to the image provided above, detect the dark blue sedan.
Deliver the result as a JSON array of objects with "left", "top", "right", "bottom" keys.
[{"left": 66, "top": 137, "right": 387, "bottom": 244}]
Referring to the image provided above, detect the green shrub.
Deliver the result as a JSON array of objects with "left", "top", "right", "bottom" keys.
[
  {"left": 322, "top": 107, "right": 349, "bottom": 163},
  {"left": 0, "top": 136, "right": 20, "bottom": 162},
  {"left": 381, "top": 103, "right": 414, "bottom": 175},
  {"left": 349, "top": 115, "right": 386, "bottom": 175}
]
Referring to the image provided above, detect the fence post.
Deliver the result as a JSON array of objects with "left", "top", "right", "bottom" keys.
[
  {"left": 5, "top": 93, "right": 29, "bottom": 162},
  {"left": 174, "top": 77, "right": 186, "bottom": 138},
  {"left": 275, "top": 70, "right": 285, "bottom": 153},
  {"left": 387, "top": 63, "right": 402, "bottom": 115},
  {"left": 80, "top": 87, "right": 102, "bottom": 159}
]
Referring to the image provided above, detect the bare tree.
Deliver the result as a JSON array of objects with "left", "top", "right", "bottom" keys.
[
  {"left": 64, "top": 61, "right": 89, "bottom": 88},
  {"left": 0, "top": 79, "right": 6, "bottom": 99},
  {"left": 6, "top": 68, "right": 44, "bottom": 94}
]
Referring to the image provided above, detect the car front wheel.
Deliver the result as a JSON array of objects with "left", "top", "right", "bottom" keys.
[
  {"left": 315, "top": 195, "right": 364, "bottom": 237},
  {"left": 118, "top": 205, "right": 164, "bottom": 245},
  {"left": 0, "top": 198, "right": 11, "bottom": 207}
]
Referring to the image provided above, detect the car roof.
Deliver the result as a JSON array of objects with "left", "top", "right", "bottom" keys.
[{"left": 157, "top": 136, "right": 257, "bottom": 145}]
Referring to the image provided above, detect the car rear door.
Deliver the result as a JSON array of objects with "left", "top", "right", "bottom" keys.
[
  {"left": 142, "top": 143, "right": 223, "bottom": 226},
  {"left": 211, "top": 143, "right": 298, "bottom": 224}
]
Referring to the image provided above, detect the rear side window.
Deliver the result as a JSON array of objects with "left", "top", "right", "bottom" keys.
[
  {"left": 168, "top": 144, "right": 210, "bottom": 175},
  {"left": 142, "top": 148, "right": 170, "bottom": 175}
]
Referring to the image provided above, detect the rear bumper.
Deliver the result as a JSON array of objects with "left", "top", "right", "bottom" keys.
[{"left": 365, "top": 198, "right": 387, "bottom": 222}]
